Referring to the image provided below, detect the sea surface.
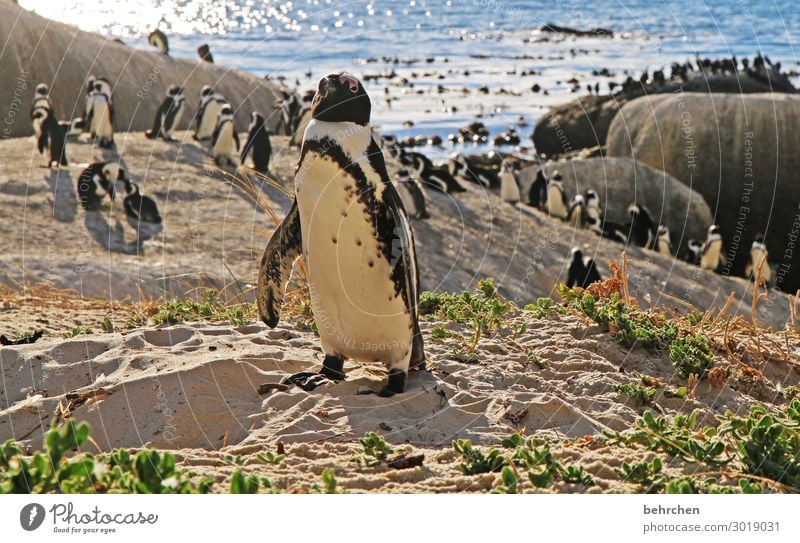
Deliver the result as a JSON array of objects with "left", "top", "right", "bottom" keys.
[{"left": 18, "top": 0, "right": 800, "bottom": 157}]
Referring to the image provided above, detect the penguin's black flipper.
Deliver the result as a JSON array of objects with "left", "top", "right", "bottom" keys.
[
  {"left": 257, "top": 200, "right": 302, "bottom": 328},
  {"left": 37, "top": 127, "right": 48, "bottom": 154},
  {"left": 240, "top": 125, "right": 257, "bottom": 164}
]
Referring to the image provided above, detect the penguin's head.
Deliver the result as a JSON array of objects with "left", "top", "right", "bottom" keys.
[
  {"left": 86, "top": 76, "right": 96, "bottom": 93},
  {"left": 572, "top": 194, "right": 585, "bottom": 206},
  {"left": 311, "top": 72, "right": 370, "bottom": 125},
  {"left": 167, "top": 84, "right": 182, "bottom": 97},
  {"left": 584, "top": 189, "right": 598, "bottom": 203},
  {"left": 220, "top": 104, "right": 234, "bottom": 120},
  {"left": 250, "top": 111, "right": 265, "bottom": 126},
  {"left": 628, "top": 203, "right": 641, "bottom": 217},
  {"left": 569, "top": 247, "right": 584, "bottom": 263},
  {"left": 200, "top": 85, "right": 213, "bottom": 97},
  {"left": 35, "top": 83, "right": 49, "bottom": 96},
  {"left": 708, "top": 224, "right": 720, "bottom": 237},
  {"left": 549, "top": 170, "right": 563, "bottom": 185}
]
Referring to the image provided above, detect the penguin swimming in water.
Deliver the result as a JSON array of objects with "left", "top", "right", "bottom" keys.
[
  {"left": 566, "top": 248, "right": 602, "bottom": 288},
  {"left": 148, "top": 29, "right": 169, "bottom": 55},
  {"left": 32, "top": 107, "right": 68, "bottom": 168},
  {"left": 699, "top": 225, "right": 726, "bottom": 272},
  {"left": 499, "top": 158, "right": 521, "bottom": 203},
  {"left": 197, "top": 44, "right": 214, "bottom": 63},
  {"left": 652, "top": 225, "right": 673, "bottom": 255},
  {"left": 449, "top": 153, "right": 500, "bottom": 189},
  {"left": 145, "top": 85, "right": 185, "bottom": 141},
  {"left": 527, "top": 168, "right": 548, "bottom": 209},
  {"left": 123, "top": 179, "right": 162, "bottom": 224},
  {"left": 745, "top": 233, "right": 772, "bottom": 284},
  {"left": 211, "top": 104, "right": 239, "bottom": 167},
  {"left": 194, "top": 87, "right": 227, "bottom": 141},
  {"left": 685, "top": 239, "right": 702, "bottom": 265},
  {"left": 86, "top": 80, "right": 114, "bottom": 148},
  {"left": 395, "top": 169, "right": 430, "bottom": 220},
  {"left": 240, "top": 111, "right": 272, "bottom": 173},
  {"left": 546, "top": 171, "right": 569, "bottom": 220},
  {"left": 77, "top": 162, "right": 126, "bottom": 210},
  {"left": 256, "top": 72, "right": 425, "bottom": 396},
  {"left": 627, "top": 203, "right": 657, "bottom": 247}
]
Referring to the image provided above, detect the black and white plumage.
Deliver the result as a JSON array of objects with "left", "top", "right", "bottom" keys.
[
  {"left": 59, "top": 118, "right": 85, "bottom": 139},
  {"left": 546, "top": 173, "right": 569, "bottom": 220},
  {"left": 197, "top": 44, "right": 214, "bottom": 63},
  {"left": 652, "top": 225, "right": 673, "bottom": 255},
  {"left": 194, "top": 86, "right": 227, "bottom": 141},
  {"left": 256, "top": 72, "right": 425, "bottom": 396},
  {"left": 527, "top": 169, "right": 548, "bottom": 209},
  {"left": 404, "top": 151, "right": 464, "bottom": 193},
  {"left": 686, "top": 239, "right": 703, "bottom": 265},
  {"left": 745, "top": 234, "right": 772, "bottom": 283},
  {"left": 448, "top": 153, "right": 500, "bottom": 189},
  {"left": 566, "top": 248, "right": 602, "bottom": 288},
  {"left": 33, "top": 107, "right": 68, "bottom": 168},
  {"left": 123, "top": 180, "right": 162, "bottom": 224},
  {"left": 240, "top": 111, "right": 272, "bottom": 173},
  {"left": 211, "top": 104, "right": 239, "bottom": 167},
  {"left": 627, "top": 203, "right": 657, "bottom": 247},
  {"left": 148, "top": 29, "right": 169, "bottom": 55},
  {"left": 30, "top": 83, "right": 54, "bottom": 132},
  {"left": 145, "top": 85, "right": 185, "bottom": 141},
  {"left": 499, "top": 158, "right": 521, "bottom": 203},
  {"left": 86, "top": 79, "right": 114, "bottom": 148},
  {"left": 699, "top": 225, "right": 726, "bottom": 271},
  {"left": 77, "top": 162, "right": 124, "bottom": 210},
  {"left": 567, "top": 194, "right": 586, "bottom": 228},
  {"left": 395, "top": 169, "right": 430, "bottom": 220}
]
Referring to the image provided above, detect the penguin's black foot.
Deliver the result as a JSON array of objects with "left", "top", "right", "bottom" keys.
[
  {"left": 377, "top": 369, "right": 406, "bottom": 397},
  {"left": 320, "top": 355, "right": 346, "bottom": 380},
  {"left": 145, "top": 131, "right": 157, "bottom": 140}
]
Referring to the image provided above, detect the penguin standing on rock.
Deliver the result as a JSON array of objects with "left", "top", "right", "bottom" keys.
[
  {"left": 406, "top": 151, "right": 464, "bottom": 193},
  {"left": 77, "top": 162, "right": 126, "bottom": 210},
  {"left": 685, "top": 239, "right": 702, "bottom": 265},
  {"left": 211, "top": 104, "right": 239, "bottom": 167},
  {"left": 745, "top": 234, "right": 772, "bottom": 283},
  {"left": 33, "top": 107, "right": 68, "bottom": 167},
  {"left": 395, "top": 169, "right": 430, "bottom": 220},
  {"left": 240, "top": 111, "right": 272, "bottom": 173},
  {"left": 528, "top": 168, "right": 548, "bottom": 209},
  {"left": 145, "top": 85, "right": 185, "bottom": 141},
  {"left": 652, "top": 225, "right": 673, "bottom": 255},
  {"left": 546, "top": 171, "right": 569, "bottom": 220},
  {"left": 627, "top": 203, "right": 656, "bottom": 247},
  {"left": 699, "top": 225, "right": 726, "bottom": 272},
  {"left": 256, "top": 72, "right": 425, "bottom": 396},
  {"left": 148, "top": 29, "right": 169, "bottom": 55},
  {"left": 566, "top": 248, "right": 602, "bottom": 288},
  {"left": 567, "top": 194, "right": 586, "bottom": 228},
  {"left": 30, "top": 83, "right": 53, "bottom": 133}
]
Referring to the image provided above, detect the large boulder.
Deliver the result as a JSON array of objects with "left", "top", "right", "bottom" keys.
[
  {"left": 606, "top": 92, "right": 800, "bottom": 291},
  {"left": 518, "top": 157, "right": 713, "bottom": 243},
  {"left": 532, "top": 94, "right": 624, "bottom": 158},
  {"left": 0, "top": 2, "right": 283, "bottom": 137}
]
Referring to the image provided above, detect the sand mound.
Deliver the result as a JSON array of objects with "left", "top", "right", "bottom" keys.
[{"left": 0, "top": 2, "right": 283, "bottom": 137}]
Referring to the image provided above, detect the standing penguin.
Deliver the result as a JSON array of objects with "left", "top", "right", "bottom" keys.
[
  {"left": 240, "top": 111, "right": 272, "bottom": 173},
  {"left": 686, "top": 239, "right": 703, "bottom": 265},
  {"left": 145, "top": 85, "right": 185, "bottom": 141},
  {"left": 197, "top": 44, "right": 214, "bottom": 63},
  {"left": 148, "top": 29, "right": 169, "bottom": 55},
  {"left": 699, "top": 225, "right": 726, "bottom": 272},
  {"left": 30, "top": 83, "right": 54, "bottom": 133},
  {"left": 527, "top": 168, "right": 548, "bottom": 209},
  {"left": 86, "top": 81, "right": 114, "bottom": 148},
  {"left": 405, "top": 151, "right": 464, "bottom": 193},
  {"left": 211, "top": 104, "right": 239, "bottom": 167},
  {"left": 256, "top": 72, "right": 425, "bottom": 396},
  {"left": 499, "top": 158, "right": 521, "bottom": 203},
  {"left": 77, "top": 162, "right": 125, "bottom": 210},
  {"left": 449, "top": 153, "right": 499, "bottom": 189},
  {"left": 194, "top": 87, "right": 227, "bottom": 141},
  {"left": 33, "top": 107, "right": 68, "bottom": 167},
  {"left": 567, "top": 194, "right": 586, "bottom": 228},
  {"left": 395, "top": 169, "right": 430, "bottom": 220},
  {"left": 745, "top": 233, "right": 772, "bottom": 283},
  {"left": 566, "top": 248, "right": 602, "bottom": 288},
  {"left": 653, "top": 225, "right": 673, "bottom": 255},
  {"left": 627, "top": 203, "right": 657, "bottom": 247},
  {"left": 546, "top": 171, "right": 569, "bottom": 220}
]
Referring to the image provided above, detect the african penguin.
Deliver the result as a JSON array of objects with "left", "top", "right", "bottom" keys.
[
  {"left": 145, "top": 85, "right": 185, "bottom": 141},
  {"left": 81, "top": 76, "right": 96, "bottom": 132},
  {"left": 566, "top": 248, "right": 602, "bottom": 288},
  {"left": 211, "top": 104, "right": 240, "bottom": 167},
  {"left": 77, "top": 162, "right": 125, "bottom": 211},
  {"left": 59, "top": 118, "right": 85, "bottom": 139},
  {"left": 86, "top": 80, "right": 114, "bottom": 148},
  {"left": 627, "top": 203, "right": 657, "bottom": 247},
  {"left": 197, "top": 44, "right": 214, "bottom": 63},
  {"left": 395, "top": 169, "right": 430, "bottom": 220},
  {"left": 123, "top": 180, "right": 162, "bottom": 224},
  {"left": 405, "top": 151, "right": 464, "bottom": 193},
  {"left": 499, "top": 158, "right": 521, "bottom": 203},
  {"left": 240, "top": 111, "right": 272, "bottom": 173},
  {"left": 686, "top": 239, "right": 703, "bottom": 265},
  {"left": 699, "top": 225, "right": 726, "bottom": 272},
  {"left": 194, "top": 87, "right": 227, "bottom": 141},
  {"left": 30, "top": 83, "right": 54, "bottom": 132},
  {"left": 148, "top": 29, "right": 169, "bottom": 55},
  {"left": 32, "top": 107, "right": 68, "bottom": 168},
  {"left": 546, "top": 171, "right": 569, "bottom": 220},
  {"left": 256, "top": 72, "right": 425, "bottom": 396},
  {"left": 449, "top": 153, "right": 499, "bottom": 189},
  {"left": 653, "top": 225, "right": 673, "bottom": 255},
  {"left": 567, "top": 194, "right": 586, "bottom": 228},
  {"left": 745, "top": 234, "right": 772, "bottom": 284},
  {"left": 527, "top": 169, "right": 548, "bottom": 209}
]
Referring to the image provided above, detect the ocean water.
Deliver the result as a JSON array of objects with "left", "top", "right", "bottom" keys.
[{"left": 18, "top": 0, "right": 800, "bottom": 157}]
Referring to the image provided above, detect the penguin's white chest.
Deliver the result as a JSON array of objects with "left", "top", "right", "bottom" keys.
[
  {"left": 214, "top": 122, "right": 236, "bottom": 157},
  {"left": 165, "top": 101, "right": 185, "bottom": 133},
  {"left": 198, "top": 100, "right": 221, "bottom": 138},
  {"left": 701, "top": 239, "right": 722, "bottom": 270},
  {"left": 91, "top": 100, "right": 112, "bottom": 137},
  {"left": 548, "top": 185, "right": 567, "bottom": 218},
  {"left": 500, "top": 171, "right": 520, "bottom": 203},
  {"left": 295, "top": 130, "right": 413, "bottom": 363}
]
